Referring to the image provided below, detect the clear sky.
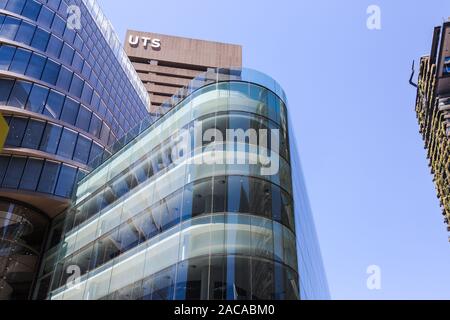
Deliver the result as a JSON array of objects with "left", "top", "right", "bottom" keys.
[{"left": 98, "top": 0, "right": 450, "bottom": 299}]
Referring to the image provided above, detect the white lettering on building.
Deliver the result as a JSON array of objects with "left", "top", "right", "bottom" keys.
[{"left": 128, "top": 35, "right": 161, "bottom": 49}]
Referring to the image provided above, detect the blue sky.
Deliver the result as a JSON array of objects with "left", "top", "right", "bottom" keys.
[{"left": 98, "top": 0, "right": 450, "bottom": 299}]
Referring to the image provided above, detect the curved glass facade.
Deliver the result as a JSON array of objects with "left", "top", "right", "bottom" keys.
[
  {"left": 0, "top": 0, "right": 151, "bottom": 300},
  {"left": 44, "top": 69, "right": 329, "bottom": 300}
]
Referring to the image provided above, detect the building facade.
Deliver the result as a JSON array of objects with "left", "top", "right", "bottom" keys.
[
  {"left": 125, "top": 30, "right": 242, "bottom": 115},
  {"left": 45, "top": 68, "right": 329, "bottom": 300},
  {"left": 0, "top": 0, "right": 150, "bottom": 299},
  {"left": 415, "top": 20, "right": 450, "bottom": 240}
]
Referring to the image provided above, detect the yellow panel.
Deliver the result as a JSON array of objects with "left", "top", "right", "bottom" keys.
[{"left": 0, "top": 114, "right": 9, "bottom": 152}]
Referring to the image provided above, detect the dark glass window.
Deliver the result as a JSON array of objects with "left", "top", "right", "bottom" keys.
[
  {"left": 3, "top": 156, "right": 26, "bottom": 189},
  {"left": 69, "top": 74, "right": 83, "bottom": 98},
  {"left": 22, "top": 119, "right": 45, "bottom": 149},
  {"left": 51, "top": 14, "right": 65, "bottom": 36},
  {"left": 44, "top": 90, "right": 64, "bottom": 119},
  {"left": 46, "top": 34, "right": 63, "bottom": 57},
  {"left": 54, "top": 165, "right": 77, "bottom": 197},
  {"left": 75, "top": 105, "right": 91, "bottom": 132},
  {"left": 99, "top": 124, "right": 110, "bottom": 145},
  {"left": 8, "top": 80, "right": 32, "bottom": 108},
  {"left": 39, "top": 123, "right": 62, "bottom": 153},
  {"left": 21, "top": 0, "right": 42, "bottom": 20},
  {"left": 37, "top": 5, "right": 54, "bottom": 28},
  {"left": 73, "top": 135, "right": 91, "bottom": 164},
  {"left": 0, "top": 45, "right": 16, "bottom": 70},
  {"left": 20, "top": 158, "right": 44, "bottom": 191},
  {"left": 26, "top": 84, "right": 48, "bottom": 113},
  {"left": 57, "top": 128, "right": 77, "bottom": 159},
  {"left": 6, "top": 116, "right": 27, "bottom": 146},
  {"left": 14, "top": 21, "right": 36, "bottom": 45},
  {"left": 0, "top": 78, "right": 14, "bottom": 104},
  {"left": 81, "top": 83, "right": 93, "bottom": 104},
  {"left": 0, "top": 16, "right": 20, "bottom": 40},
  {"left": 88, "top": 142, "right": 103, "bottom": 164},
  {"left": 9, "top": 48, "right": 31, "bottom": 74},
  {"left": 72, "top": 52, "right": 83, "bottom": 73},
  {"left": 56, "top": 66, "right": 72, "bottom": 91},
  {"left": 5, "top": 0, "right": 26, "bottom": 15},
  {"left": 25, "top": 53, "right": 46, "bottom": 79},
  {"left": 41, "top": 59, "right": 60, "bottom": 85},
  {"left": 31, "top": 28, "right": 50, "bottom": 52},
  {"left": 37, "top": 160, "right": 60, "bottom": 194},
  {"left": 60, "top": 43, "right": 74, "bottom": 65},
  {"left": 89, "top": 114, "right": 101, "bottom": 138},
  {"left": 60, "top": 97, "right": 79, "bottom": 125},
  {"left": 0, "top": 156, "right": 10, "bottom": 185}
]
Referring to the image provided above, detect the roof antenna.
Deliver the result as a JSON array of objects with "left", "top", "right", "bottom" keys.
[{"left": 409, "top": 60, "right": 418, "bottom": 88}]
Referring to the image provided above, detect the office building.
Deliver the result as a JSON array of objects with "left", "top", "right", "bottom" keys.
[
  {"left": 415, "top": 20, "right": 450, "bottom": 240},
  {"left": 125, "top": 30, "right": 242, "bottom": 114},
  {"left": 45, "top": 68, "right": 330, "bottom": 300},
  {"left": 0, "top": 0, "right": 150, "bottom": 299}
]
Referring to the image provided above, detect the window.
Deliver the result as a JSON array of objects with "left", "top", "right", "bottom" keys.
[
  {"left": 0, "top": 16, "right": 20, "bottom": 39},
  {"left": 73, "top": 135, "right": 91, "bottom": 164},
  {"left": 46, "top": 34, "right": 63, "bottom": 57},
  {"left": 81, "top": 83, "right": 93, "bottom": 104},
  {"left": 9, "top": 48, "right": 31, "bottom": 74},
  {"left": 88, "top": 142, "right": 103, "bottom": 164},
  {"left": 6, "top": 117, "right": 27, "bottom": 146},
  {"left": 37, "top": 5, "right": 54, "bottom": 28},
  {"left": 20, "top": 158, "right": 44, "bottom": 191},
  {"left": 89, "top": 114, "right": 101, "bottom": 138},
  {"left": 0, "top": 45, "right": 16, "bottom": 70},
  {"left": 54, "top": 165, "right": 77, "bottom": 197},
  {"left": 3, "top": 156, "right": 26, "bottom": 189},
  {"left": 75, "top": 105, "right": 92, "bottom": 132},
  {"left": 56, "top": 66, "right": 72, "bottom": 91},
  {"left": 51, "top": 14, "right": 65, "bottom": 36},
  {"left": 37, "top": 160, "right": 60, "bottom": 194},
  {"left": 72, "top": 52, "right": 83, "bottom": 73},
  {"left": 60, "top": 97, "right": 79, "bottom": 125},
  {"left": 5, "top": 0, "right": 26, "bottom": 15},
  {"left": 41, "top": 59, "right": 60, "bottom": 85},
  {"left": 40, "top": 123, "right": 62, "bottom": 153},
  {"left": 69, "top": 74, "right": 83, "bottom": 98},
  {"left": 14, "top": 21, "right": 36, "bottom": 45},
  {"left": 22, "top": 119, "right": 45, "bottom": 149},
  {"left": 26, "top": 84, "right": 48, "bottom": 113},
  {"left": 60, "top": 43, "right": 74, "bottom": 65},
  {"left": 25, "top": 53, "right": 46, "bottom": 79},
  {"left": 57, "top": 128, "right": 77, "bottom": 159},
  {"left": 0, "top": 156, "right": 10, "bottom": 185},
  {"left": 22, "top": 0, "right": 42, "bottom": 20},
  {"left": 8, "top": 80, "right": 32, "bottom": 108},
  {"left": 31, "top": 28, "right": 50, "bottom": 52},
  {"left": 44, "top": 90, "right": 64, "bottom": 119},
  {"left": 0, "top": 78, "right": 14, "bottom": 104}
]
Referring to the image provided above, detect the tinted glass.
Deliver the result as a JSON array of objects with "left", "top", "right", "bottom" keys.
[
  {"left": 25, "top": 53, "right": 46, "bottom": 79},
  {"left": 31, "top": 28, "right": 50, "bottom": 52},
  {"left": 0, "top": 45, "right": 15, "bottom": 70},
  {"left": 22, "top": 120, "right": 45, "bottom": 149},
  {"left": 37, "top": 161, "right": 60, "bottom": 194},
  {"left": 8, "top": 80, "right": 32, "bottom": 107},
  {"left": 57, "top": 128, "right": 77, "bottom": 159},
  {"left": 20, "top": 158, "right": 44, "bottom": 191},
  {"left": 9, "top": 48, "right": 31, "bottom": 74},
  {"left": 3, "top": 156, "right": 26, "bottom": 189},
  {"left": 14, "top": 21, "right": 36, "bottom": 45},
  {"left": 60, "top": 97, "right": 79, "bottom": 125},
  {"left": 39, "top": 123, "right": 62, "bottom": 154},
  {"left": 0, "top": 78, "right": 14, "bottom": 104},
  {"left": 6, "top": 117, "right": 27, "bottom": 146},
  {"left": 44, "top": 90, "right": 64, "bottom": 119},
  {"left": 26, "top": 84, "right": 48, "bottom": 113},
  {"left": 54, "top": 165, "right": 77, "bottom": 197},
  {"left": 41, "top": 59, "right": 60, "bottom": 85}
]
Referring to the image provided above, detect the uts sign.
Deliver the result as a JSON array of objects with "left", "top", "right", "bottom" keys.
[{"left": 128, "top": 35, "right": 161, "bottom": 49}]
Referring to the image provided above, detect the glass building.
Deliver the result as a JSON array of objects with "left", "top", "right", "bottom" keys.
[
  {"left": 0, "top": 0, "right": 150, "bottom": 299},
  {"left": 45, "top": 68, "right": 329, "bottom": 300}
]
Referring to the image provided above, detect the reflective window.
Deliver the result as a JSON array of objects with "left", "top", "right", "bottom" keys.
[
  {"left": 0, "top": 156, "right": 10, "bottom": 184},
  {"left": 89, "top": 114, "right": 101, "bottom": 138},
  {"left": 6, "top": 0, "right": 26, "bottom": 14},
  {"left": 57, "top": 128, "right": 77, "bottom": 159},
  {"left": 21, "top": 0, "right": 41, "bottom": 20},
  {"left": 0, "top": 45, "right": 15, "bottom": 70},
  {"left": 14, "top": 21, "right": 35, "bottom": 45},
  {"left": 55, "top": 165, "right": 77, "bottom": 198},
  {"left": 9, "top": 48, "right": 31, "bottom": 74},
  {"left": 3, "top": 156, "right": 26, "bottom": 189},
  {"left": 44, "top": 89, "right": 64, "bottom": 119},
  {"left": 31, "top": 27, "right": 50, "bottom": 52},
  {"left": 25, "top": 52, "right": 46, "bottom": 79},
  {"left": 37, "top": 160, "right": 60, "bottom": 194},
  {"left": 20, "top": 158, "right": 44, "bottom": 191},
  {"left": 41, "top": 59, "right": 60, "bottom": 85},
  {"left": 0, "top": 78, "right": 14, "bottom": 104},
  {"left": 26, "top": 84, "right": 49, "bottom": 113},
  {"left": 60, "top": 43, "right": 74, "bottom": 65},
  {"left": 51, "top": 14, "right": 65, "bottom": 36},
  {"left": 47, "top": 34, "right": 63, "bottom": 58},
  {"left": 6, "top": 116, "right": 27, "bottom": 146},
  {"left": 56, "top": 66, "right": 72, "bottom": 91},
  {"left": 8, "top": 80, "right": 32, "bottom": 107},
  {"left": 69, "top": 74, "right": 83, "bottom": 98},
  {"left": 39, "top": 123, "right": 62, "bottom": 154},
  {"left": 75, "top": 105, "right": 91, "bottom": 132},
  {"left": 37, "top": 4, "right": 54, "bottom": 29},
  {"left": 22, "top": 119, "right": 45, "bottom": 149},
  {"left": 0, "top": 16, "right": 20, "bottom": 39},
  {"left": 73, "top": 135, "right": 91, "bottom": 164},
  {"left": 60, "top": 97, "right": 79, "bottom": 125}
]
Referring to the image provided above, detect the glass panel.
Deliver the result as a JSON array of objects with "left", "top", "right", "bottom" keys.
[
  {"left": 37, "top": 5, "right": 54, "bottom": 29},
  {"left": 60, "top": 97, "right": 79, "bottom": 125},
  {"left": 5, "top": 0, "right": 26, "bottom": 14},
  {"left": 21, "top": 0, "right": 41, "bottom": 20},
  {"left": 44, "top": 90, "right": 64, "bottom": 119},
  {"left": 56, "top": 66, "right": 73, "bottom": 91},
  {"left": 60, "top": 43, "right": 74, "bottom": 65},
  {"left": 9, "top": 48, "right": 31, "bottom": 74},
  {"left": 69, "top": 74, "right": 83, "bottom": 98},
  {"left": 26, "top": 84, "right": 49, "bottom": 113},
  {"left": 0, "top": 45, "right": 16, "bottom": 70},
  {"left": 39, "top": 123, "right": 62, "bottom": 154},
  {"left": 6, "top": 116, "right": 27, "bottom": 147},
  {"left": 37, "top": 160, "right": 60, "bottom": 194},
  {"left": 57, "top": 128, "right": 77, "bottom": 159},
  {"left": 14, "top": 21, "right": 36, "bottom": 45},
  {"left": 73, "top": 135, "right": 91, "bottom": 164},
  {"left": 31, "top": 27, "right": 50, "bottom": 52},
  {"left": 41, "top": 59, "right": 60, "bottom": 85},
  {"left": 0, "top": 78, "right": 14, "bottom": 104},
  {"left": 55, "top": 165, "right": 77, "bottom": 197},
  {"left": 0, "top": 16, "right": 20, "bottom": 40},
  {"left": 3, "top": 156, "right": 26, "bottom": 188},
  {"left": 22, "top": 119, "right": 45, "bottom": 149},
  {"left": 47, "top": 34, "right": 63, "bottom": 58},
  {"left": 20, "top": 158, "right": 44, "bottom": 191},
  {"left": 25, "top": 53, "right": 46, "bottom": 79},
  {"left": 75, "top": 105, "right": 92, "bottom": 132}
]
